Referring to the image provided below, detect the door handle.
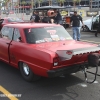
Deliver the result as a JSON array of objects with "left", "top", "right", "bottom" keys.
[{"left": 6, "top": 43, "right": 9, "bottom": 45}]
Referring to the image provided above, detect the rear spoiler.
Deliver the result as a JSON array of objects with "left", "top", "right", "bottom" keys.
[{"left": 56, "top": 46, "right": 100, "bottom": 61}]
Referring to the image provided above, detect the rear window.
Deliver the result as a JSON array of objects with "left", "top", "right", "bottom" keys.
[
  {"left": 24, "top": 26, "right": 72, "bottom": 44},
  {"left": 8, "top": 18, "right": 24, "bottom": 22}
]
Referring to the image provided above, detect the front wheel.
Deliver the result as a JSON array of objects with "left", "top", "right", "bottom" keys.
[
  {"left": 82, "top": 25, "right": 90, "bottom": 32},
  {"left": 19, "top": 62, "right": 40, "bottom": 82}
]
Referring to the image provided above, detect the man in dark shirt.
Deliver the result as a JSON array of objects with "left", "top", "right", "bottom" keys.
[
  {"left": 49, "top": 9, "right": 62, "bottom": 25},
  {"left": 30, "top": 11, "right": 40, "bottom": 23},
  {"left": 54, "top": 9, "right": 62, "bottom": 25},
  {"left": 70, "top": 11, "right": 84, "bottom": 41},
  {"left": 95, "top": 15, "right": 100, "bottom": 37}
]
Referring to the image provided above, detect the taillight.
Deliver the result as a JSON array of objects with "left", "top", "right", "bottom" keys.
[{"left": 53, "top": 57, "right": 59, "bottom": 66}]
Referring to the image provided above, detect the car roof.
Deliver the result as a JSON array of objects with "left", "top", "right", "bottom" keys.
[{"left": 4, "top": 23, "right": 60, "bottom": 28}]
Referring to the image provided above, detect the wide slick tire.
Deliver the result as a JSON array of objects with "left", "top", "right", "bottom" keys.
[{"left": 19, "top": 62, "right": 40, "bottom": 82}]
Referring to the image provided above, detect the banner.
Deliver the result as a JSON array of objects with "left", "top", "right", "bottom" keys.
[
  {"left": 87, "top": 11, "right": 98, "bottom": 17},
  {"left": 60, "top": 10, "right": 68, "bottom": 16}
]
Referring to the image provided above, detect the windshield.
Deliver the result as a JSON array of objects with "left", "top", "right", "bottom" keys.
[
  {"left": 8, "top": 18, "right": 24, "bottom": 22},
  {"left": 24, "top": 26, "right": 73, "bottom": 44}
]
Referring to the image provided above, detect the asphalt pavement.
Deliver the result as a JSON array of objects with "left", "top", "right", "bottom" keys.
[{"left": 0, "top": 61, "right": 100, "bottom": 100}]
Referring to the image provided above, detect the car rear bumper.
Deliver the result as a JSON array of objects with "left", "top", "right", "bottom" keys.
[{"left": 47, "top": 62, "right": 88, "bottom": 77}]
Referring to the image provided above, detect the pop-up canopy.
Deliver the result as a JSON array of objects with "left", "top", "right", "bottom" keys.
[{"left": 34, "top": 6, "right": 65, "bottom": 10}]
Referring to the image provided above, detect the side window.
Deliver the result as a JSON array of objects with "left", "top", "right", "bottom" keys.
[
  {"left": 1, "top": 27, "right": 14, "bottom": 40},
  {"left": 13, "top": 28, "right": 21, "bottom": 42}
]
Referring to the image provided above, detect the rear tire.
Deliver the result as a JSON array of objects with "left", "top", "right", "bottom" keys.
[{"left": 19, "top": 62, "right": 40, "bottom": 82}]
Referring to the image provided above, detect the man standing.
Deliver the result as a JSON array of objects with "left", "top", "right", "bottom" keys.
[
  {"left": 30, "top": 11, "right": 40, "bottom": 23},
  {"left": 70, "top": 11, "right": 84, "bottom": 41},
  {"left": 95, "top": 15, "right": 100, "bottom": 37},
  {"left": 54, "top": 9, "right": 62, "bottom": 25},
  {"left": 49, "top": 9, "right": 62, "bottom": 25}
]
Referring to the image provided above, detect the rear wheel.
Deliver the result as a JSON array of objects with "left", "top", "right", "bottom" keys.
[{"left": 19, "top": 62, "right": 40, "bottom": 82}]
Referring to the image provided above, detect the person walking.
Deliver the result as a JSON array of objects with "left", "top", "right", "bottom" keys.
[
  {"left": 95, "top": 15, "right": 100, "bottom": 37},
  {"left": 30, "top": 11, "right": 40, "bottom": 23},
  {"left": 70, "top": 11, "right": 84, "bottom": 41}
]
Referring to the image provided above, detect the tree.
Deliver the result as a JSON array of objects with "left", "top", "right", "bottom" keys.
[
  {"left": 38, "top": 0, "right": 43, "bottom": 7},
  {"left": 14, "top": 2, "right": 19, "bottom": 15},
  {"left": 3, "top": 0, "right": 9, "bottom": 10},
  {"left": 31, "top": 0, "right": 34, "bottom": 9},
  {"left": 56, "top": 0, "right": 65, "bottom": 6},
  {"left": 48, "top": 0, "right": 52, "bottom": 6},
  {"left": 90, "top": 0, "right": 92, "bottom": 11},
  {"left": 21, "top": 1, "right": 26, "bottom": 13},
  {"left": 73, "top": 0, "right": 81, "bottom": 11},
  {"left": 9, "top": 2, "right": 12, "bottom": 10}
]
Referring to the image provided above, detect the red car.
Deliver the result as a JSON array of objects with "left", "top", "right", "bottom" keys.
[
  {"left": 0, "top": 23, "right": 100, "bottom": 81},
  {"left": 0, "top": 17, "right": 24, "bottom": 30}
]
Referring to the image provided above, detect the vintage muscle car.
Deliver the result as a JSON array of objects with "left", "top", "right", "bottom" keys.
[
  {"left": 0, "top": 23, "right": 100, "bottom": 82},
  {"left": 0, "top": 17, "right": 24, "bottom": 30}
]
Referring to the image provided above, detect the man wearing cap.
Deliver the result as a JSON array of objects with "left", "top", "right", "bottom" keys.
[{"left": 70, "top": 11, "right": 84, "bottom": 41}]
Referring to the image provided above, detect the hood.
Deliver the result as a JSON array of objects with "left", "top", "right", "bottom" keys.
[
  {"left": 80, "top": 19, "right": 92, "bottom": 27},
  {"left": 83, "top": 18, "right": 92, "bottom": 23}
]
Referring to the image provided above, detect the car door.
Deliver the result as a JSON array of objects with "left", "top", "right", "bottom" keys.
[
  {"left": 9, "top": 28, "right": 23, "bottom": 67},
  {"left": 0, "top": 26, "right": 14, "bottom": 63},
  {"left": 0, "top": 19, "right": 4, "bottom": 31},
  {"left": 92, "top": 15, "right": 99, "bottom": 30}
]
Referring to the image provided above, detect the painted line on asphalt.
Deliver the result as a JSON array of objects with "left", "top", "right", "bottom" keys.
[
  {"left": 81, "top": 40, "right": 100, "bottom": 44},
  {"left": 0, "top": 86, "right": 18, "bottom": 100}
]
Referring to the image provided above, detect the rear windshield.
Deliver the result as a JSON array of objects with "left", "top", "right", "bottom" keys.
[
  {"left": 24, "top": 26, "right": 72, "bottom": 44},
  {"left": 8, "top": 18, "right": 24, "bottom": 22}
]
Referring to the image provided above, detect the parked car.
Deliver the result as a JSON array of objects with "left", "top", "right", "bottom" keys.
[
  {"left": 81, "top": 15, "right": 99, "bottom": 31},
  {"left": 0, "top": 17, "right": 24, "bottom": 31},
  {"left": 0, "top": 23, "right": 100, "bottom": 82}
]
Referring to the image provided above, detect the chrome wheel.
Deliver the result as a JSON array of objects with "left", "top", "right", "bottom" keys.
[
  {"left": 23, "top": 63, "right": 30, "bottom": 76},
  {"left": 19, "top": 62, "right": 41, "bottom": 82}
]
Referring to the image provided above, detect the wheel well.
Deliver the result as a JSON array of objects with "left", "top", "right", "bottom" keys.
[
  {"left": 18, "top": 61, "right": 23, "bottom": 69},
  {"left": 18, "top": 61, "right": 41, "bottom": 81},
  {"left": 18, "top": 61, "right": 33, "bottom": 71}
]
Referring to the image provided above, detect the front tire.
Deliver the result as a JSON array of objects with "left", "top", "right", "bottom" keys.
[
  {"left": 19, "top": 62, "right": 40, "bottom": 82},
  {"left": 82, "top": 25, "right": 90, "bottom": 32}
]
